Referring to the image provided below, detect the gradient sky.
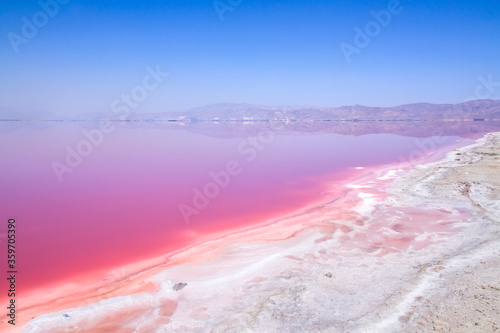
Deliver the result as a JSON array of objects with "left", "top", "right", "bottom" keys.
[{"left": 1, "top": 0, "right": 499, "bottom": 117}]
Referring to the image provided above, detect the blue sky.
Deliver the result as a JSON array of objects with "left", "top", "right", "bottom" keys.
[{"left": 1, "top": 0, "right": 499, "bottom": 117}]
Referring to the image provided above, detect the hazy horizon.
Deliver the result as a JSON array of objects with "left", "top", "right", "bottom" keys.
[{"left": 2, "top": 98, "right": 500, "bottom": 121}]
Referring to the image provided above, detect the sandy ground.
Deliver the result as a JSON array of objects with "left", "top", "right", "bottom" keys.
[
  {"left": 8, "top": 132, "right": 500, "bottom": 332},
  {"left": 397, "top": 132, "right": 500, "bottom": 332}
]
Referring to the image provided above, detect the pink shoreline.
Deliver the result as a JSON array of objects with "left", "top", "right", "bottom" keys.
[{"left": 4, "top": 136, "right": 475, "bottom": 331}]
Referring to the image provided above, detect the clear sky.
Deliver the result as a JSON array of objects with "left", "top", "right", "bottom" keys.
[{"left": 1, "top": 0, "right": 499, "bottom": 117}]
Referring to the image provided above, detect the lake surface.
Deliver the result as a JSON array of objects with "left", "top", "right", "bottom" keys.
[{"left": 0, "top": 121, "right": 478, "bottom": 295}]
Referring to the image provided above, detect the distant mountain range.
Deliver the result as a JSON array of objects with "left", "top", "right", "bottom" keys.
[
  {"left": 169, "top": 99, "right": 500, "bottom": 122},
  {"left": 2, "top": 99, "right": 500, "bottom": 122},
  {"left": 2, "top": 100, "right": 500, "bottom": 138},
  {"left": 114, "top": 99, "right": 500, "bottom": 138}
]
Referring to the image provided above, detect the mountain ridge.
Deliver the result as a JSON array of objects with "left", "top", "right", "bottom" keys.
[{"left": 2, "top": 99, "right": 500, "bottom": 121}]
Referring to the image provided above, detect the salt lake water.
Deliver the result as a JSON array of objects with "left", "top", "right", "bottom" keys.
[{"left": 0, "top": 121, "right": 476, "bottom": 296}]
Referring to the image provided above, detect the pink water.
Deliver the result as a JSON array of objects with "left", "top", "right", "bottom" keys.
[{"left": 0, "top": 122, "right": 471, "bottom": 296}]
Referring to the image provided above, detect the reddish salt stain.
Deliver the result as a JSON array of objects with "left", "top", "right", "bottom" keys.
[
  {"left": 284, "top": 255, "right": 304, "bottom": 261},
  {"left": 310, "top": 167, "right": 470, "bottom": 257}
]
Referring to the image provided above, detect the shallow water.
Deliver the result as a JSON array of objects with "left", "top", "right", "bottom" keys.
[{"left": 0, "top": 121, "right": 473, "bottom": 296}]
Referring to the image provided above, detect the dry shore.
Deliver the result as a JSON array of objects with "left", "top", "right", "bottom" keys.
[
  {"left": 12, "top": 132, "right": 500, "bottom": 332},
  {"left": 397, "top": 132, "right": 500, "bottom": 332}
]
